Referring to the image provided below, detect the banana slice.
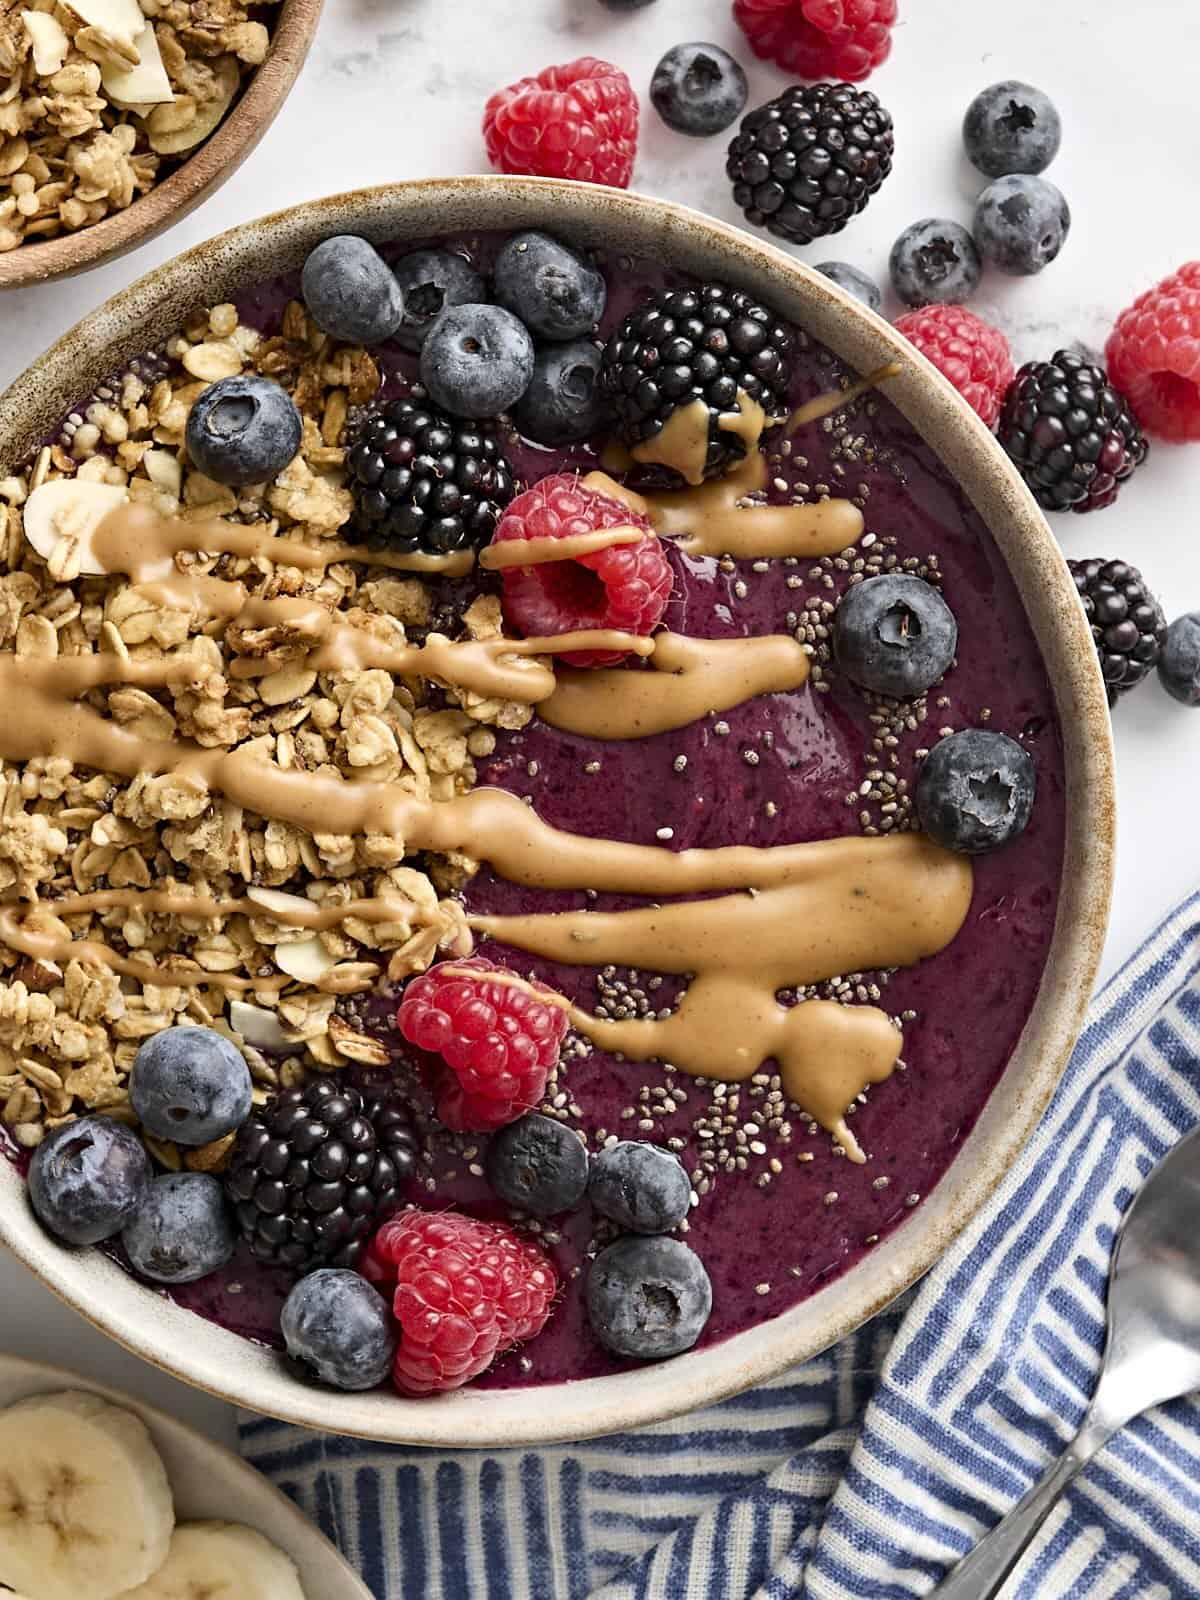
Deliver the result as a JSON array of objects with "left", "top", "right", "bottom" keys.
[
  {"left": 118, "top": 1522, "right": 307, "bottom": 1599},
  {"left": 146, "top": 55, "right": 238, "bottom": 156},
  {"left": 0, "top": 1390, "right": 174, "bottom": 1600},
  {"left": 21, "top": 478, "right": 129, "bottom": 575}
]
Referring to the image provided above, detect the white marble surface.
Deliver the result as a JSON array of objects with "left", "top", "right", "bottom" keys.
[{"left": 0, "top": 0, "right": 1195, "bottom": 1448}]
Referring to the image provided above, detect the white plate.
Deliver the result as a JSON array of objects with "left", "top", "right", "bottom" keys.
[{"left": 0, "top": 1352, "right": 371, "bottom": 1600}]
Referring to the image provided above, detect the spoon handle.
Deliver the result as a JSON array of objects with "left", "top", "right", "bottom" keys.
[{"left": 929, "top": 1411, "right": 1116, "bottom": 1600}]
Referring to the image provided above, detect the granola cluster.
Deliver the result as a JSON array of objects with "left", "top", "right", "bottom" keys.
[
  {"left": 0, "top": 0, "right": 281, "bottom": 252},
  {"left": 0, "top": 299, "right": 532, "bottom": 1161}
]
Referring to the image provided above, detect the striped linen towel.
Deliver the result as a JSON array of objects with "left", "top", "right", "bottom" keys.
[{"left": 240, "top": 894, "right": 1200, "bottom": 1599}]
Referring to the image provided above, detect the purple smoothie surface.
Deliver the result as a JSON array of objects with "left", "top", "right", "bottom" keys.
[{"left": 10, "top": 232, "right": 1066, "bottom": 1391}]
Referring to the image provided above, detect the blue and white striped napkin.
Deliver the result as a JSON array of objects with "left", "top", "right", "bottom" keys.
[{"left": 240, "top": 894, "right": 1200, "bottom": 1599}]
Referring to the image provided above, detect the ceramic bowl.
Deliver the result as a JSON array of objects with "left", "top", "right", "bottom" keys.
[
  {"left": 0, "top": 0, "right": 324, "bottom": 290},
  {"left": 0, "top": 178, "right": 1115, "bottom": 1445}
]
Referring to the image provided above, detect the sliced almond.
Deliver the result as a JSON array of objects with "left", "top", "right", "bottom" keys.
[
  {"left": 147, "top": 55, "right": 237, "bottom": 155},
  {"left": 245, "top": 886, "right": 314, "bottom": 923},
  {"left": 273, "top": 936, "right": 337, "bottom": 984},
  {"left": 229, "top": 1000, "right": 290, "bottom": 1050},
  {"left": 61, "top": 0, "right": 144, "bottom": 45},
  {"left": 21, "top": 11, "right": 70, "bottom": 76},
  {"left": 22, "top": 479, "right": 128, "bottom": 575},
  {"left": 102, "top": 19, "right": 173, "bottom": 106}
]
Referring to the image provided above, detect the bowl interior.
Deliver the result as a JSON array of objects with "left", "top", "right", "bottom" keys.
[
  {"left": 0, "top": 178, "right": 1114, "bottom": 1445},
  {"left": 0, "top": 0, "right": 324, "bottom": 290}
]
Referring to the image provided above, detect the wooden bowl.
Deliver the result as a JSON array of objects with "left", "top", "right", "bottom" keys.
[
  {"left": 0, "top": 179, "right": 1115, "bottom": 1446},
  {"left": 0, "top": 0, "right": 324, "bottom": 290}
]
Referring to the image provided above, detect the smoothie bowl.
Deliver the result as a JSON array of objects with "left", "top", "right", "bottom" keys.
[{"left": 0, "top": 178, "right": 1113, "bottom": 1445}]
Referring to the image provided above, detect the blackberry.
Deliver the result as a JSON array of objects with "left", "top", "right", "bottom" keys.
[
  {"left": 1069, "top": 558, "right": 1167, "bottom": 703},
  {"left": 998, "top": 352, "right": 1148, "bottom": 514},
  {"left": 345, "top": 398, "right": 514, "bottom": 555},
  {"left": 226, "top": 1079, "right": 418, "bottom": 1272},
  {"left": 725, "top": 81, "right": 894, "bottom": 247},
  {"left": 599, "top": 283, "right": 792, "bottom": 478}
]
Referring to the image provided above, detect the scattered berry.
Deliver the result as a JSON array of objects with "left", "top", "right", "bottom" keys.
[
  {"left": 816, "top": 261, "right": 882, "bottom": 313},
  {"left": 650, "top": 43, "right": 748, "bottom": 138},
  {"left": 1105, "top": 262, "right": 1200, "bottom": 442},
  {"left": 492, "top": 474, "right": 672, "bottom": 667},
  {"left": 485, "top": 1114, "right": 589, "bottom": 1215},
  {"left": 396, "top": 957, "right": 569, "bottom": 1132},
  {"left": 893, "top": 305, "right": 1014, "bottom": 426},
  {"left": 1069, "top": 558, "right": 1167, "bottom": 703},
  {"left": 225, "top": 1080, "right": 418, "bottom": 1271},
  {"left": 419, "top": 303, "right": 535, "bottom": 420},
  {"left": 280, "top": 1268, "right": 397, "bottom": 1391},
  {"left": 600, "top": 283, "right": 792, "bottom": 476},
  {"left": 483, "top": 57, "right": 639, "bottom": 188},
  {"left": 587, "top": 1235, "right": 712, "bottom": 1359},
  {"left": 916, "top": 730, "right": 1036, "bottom": 855},
  {"left": 589, "top": 1142, "right": 691, "bottom": 1233},
  {"left": 1158, "top": 614, "right": 1200, "bottom": 707},
  {"left": 962, "top": 81, "right": 1062, "bottom": 179},
  {"left": 185, "top": 374, "right": 302, "bottom": 487},
  {"left": 513, "top": 339, "right": 609, "bottom": 446},
  {"left": 345, "top": 398, "right": 514, "bottom": 556},
  {"left": 29, "top": 1116, "right": 151, "bottom": 1247},
  {"left": 129, "top": 1026, "right": 251, "bottom": 1147},
  {"left": 726, "top": 82, "right": 894, "bottom": 247},
  {"left": 390, "top": 249, "right": 487, "bottom": 354},
  {"left": 121, "top": 1173, "right": 235, "bottom": 1285},
  {"left": 732, "top": 0, "right": 896, "bottom": 82},
  {"left": 973, "top": 175, "right": 1070, "bottom": 276},
  {"left": 365, "top": 1211, "right": 556, "bottom": 1394},
  {"left": 889, "top": 220, "right": 982, "bottom": 308},
  {"left": 300, "top": 235, "right": 405, "bottom": 346},
  {"left": 493, "top": 231, "right": 606, "bottom": 343},
  {"left": 997, "top": 351, "right": 1148, "bottom": 513},
  {"left": 834, "top": 573, "right": 958, "bottom": 698}
]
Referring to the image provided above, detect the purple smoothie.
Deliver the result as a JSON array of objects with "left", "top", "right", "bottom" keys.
[{"left": 9, "top": 234, "right": 1066, "bottom": 1391}]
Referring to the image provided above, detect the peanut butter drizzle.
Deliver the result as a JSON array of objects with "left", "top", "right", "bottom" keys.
[
  {"left": 785, "top": 362, "right": 902, "bottom": 436},
  {"left": 436, "top": 964, "right": 575, "bottom": 1015},
  {"left": 89, "top": 500, "right": 476, "bottom": 580},
  {"left": 471, "top": 832, "right": 972, "bottom": 1160},
  {"left": 630, "top": 398, "right": 713, "bottom": 485},
  {"left": 477, "top": 528, "right": 644, "bottom": 570},
  {"left": 583, "top": 394, "right": 864, "bottom": 562},
  {"left": 540, "top": 630, "right": 811, "bottom": 740}
]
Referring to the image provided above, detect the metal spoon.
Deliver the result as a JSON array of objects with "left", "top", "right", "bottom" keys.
[{"left": 931, "top": 1121, "right": 1200, "bottom": 1599}]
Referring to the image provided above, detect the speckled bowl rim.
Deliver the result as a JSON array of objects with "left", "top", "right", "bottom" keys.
[{"left": 0, "top": 177, "right": 1114, "bottom": 1447}]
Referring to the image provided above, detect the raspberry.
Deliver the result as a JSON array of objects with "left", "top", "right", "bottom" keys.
[
  {"left": 893, "top": 306, "right": 1014, "bottom": 427},
  {"left": 1106, "top": 262, "right": 1200, "bottom": 442},
  {"left": 396, "top": 957, "right": 569, "bottom": 1133},
  {"left": 491, "top": 475, "right": 673, "bottom": 668},
  {"left": 483, "top": 57, "right": 639, "bottom": 188},
  {"left": 366, "top": 1211, "right": 556, "bottom": 1394},
  {"left": 733, "top": 0, "right": 897, "bottom": 81}
]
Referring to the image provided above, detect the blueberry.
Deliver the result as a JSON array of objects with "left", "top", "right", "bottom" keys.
[
  {"left": 301, "top": 235, "right": 405, "bottom": 346},
  {"left": 1158, "top": 614, "right": 1200, "bottom": 706},
  {"left": 28, "top": 1116, "right": 150, "bottom": 1247},
  {"left": 916, "top": 729, "right": 1036, "bottom": 854},
  {"left": 129, "top": 1026, "right": 252, "bottom": 1147},
  {"left": 834, "top": 574, "right": 958, "bottom": 698},
  {"left": 391, "top": 249, "right": 487, "bottom": 354},
  {"left": 513, "top": 339, "right": 608, "bottom": 445},
  {"left": 122, "top": 1172, "right": 235, "bottom": 1284},
  {"left": 589, "top": 1141, "right": 691, "bottom": 1233},
  {"left": 963, "top": 82, "right": 1061, "bottom": 179},
  {"left": 586, "top": 1236, "right": 712, "bottom": 1359},
  {"left": 889, "top": 220, "right": 982, "bottom": 308},
  {"left": 420, "top": 303, "right": 535, "bottom": 419},
  {"left": 185, "top": 375, "right": 302, "bottom": 487},
  {"left": 650, "top": 43, "right": 748, "bottom": 138},
  {"left": 815, "top": 261, "right": 883, "bottom": 314},
  {"left": 973, "top": 176, "right": 1070, "bottom": 276},
  {"left": 493, "top": 231, "right": 607, "bottom": 342},
  {"left": 281, "top": 1268, "right": 396, "bottom": 1391},
  {"left": 486, "top": 1114, "right": 589, "bottom": 1215}
]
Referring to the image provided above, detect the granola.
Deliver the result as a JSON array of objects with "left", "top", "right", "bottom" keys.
[{"left": 0, "top": 0, "right": 281, "bottom": 253}]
